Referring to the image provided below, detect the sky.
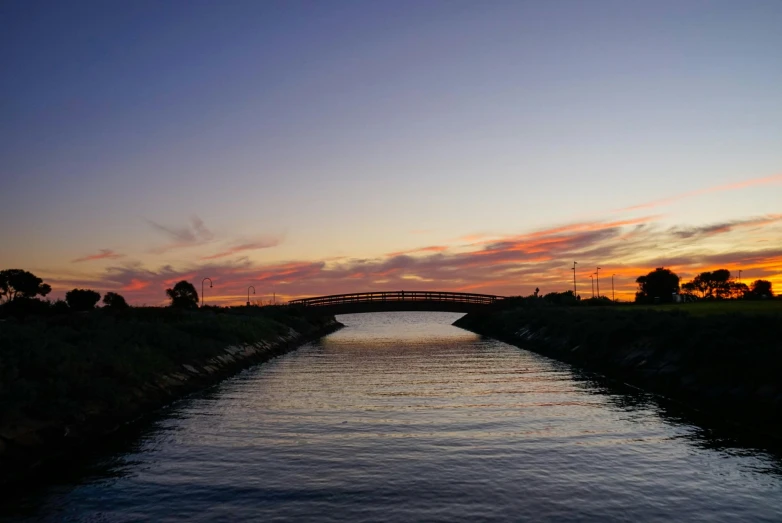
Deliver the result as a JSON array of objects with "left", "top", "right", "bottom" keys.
[{"left": 1, "top": 0, "right": 781, "bottom": 304}]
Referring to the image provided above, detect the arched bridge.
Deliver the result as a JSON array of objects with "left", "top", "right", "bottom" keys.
[{"left": 289, "top": 291, "right": 505, "bottom": 315}]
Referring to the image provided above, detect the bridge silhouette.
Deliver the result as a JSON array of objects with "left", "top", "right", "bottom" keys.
[{"left": 289, "top": 290, "right": 505, "bottom": 315}]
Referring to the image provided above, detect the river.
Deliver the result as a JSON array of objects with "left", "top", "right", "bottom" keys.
[{"left": 3, "top": 312, "right": 782, "bottom": 522}]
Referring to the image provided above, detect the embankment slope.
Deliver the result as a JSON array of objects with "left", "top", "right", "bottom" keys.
[
  {"left": 0, "top": 307, "right": 342, "bottom": 485},
  {"left": 455, "top": 305, "right": 782, "bottom": 430}
]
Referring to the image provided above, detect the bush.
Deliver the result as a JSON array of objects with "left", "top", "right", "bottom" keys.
[
  {"left": 65, "top": 289, "right": 101, "bottom": 311},
  {"left": 0, "top": 297, "right": 53, "bottom": 319},
  {"left": 103, "top": 292, "right": 130, "bottom": 310}
]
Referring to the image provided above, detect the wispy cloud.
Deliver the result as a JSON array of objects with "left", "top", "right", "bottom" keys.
[
  {"left": 387, "top": 245, "right": 449, "bottom": 257},
  {"left": 201, "top": 235, "right": 284, "bottom": 260},
  {"left": 71, "top": 249, "right": 125, "bottom": 263},
  {"left": 147, "top": 215, "right": 215, "bottom": 254},
  {"left": 670, "top": 214, "right": 782, "bottom": 239},
  {"left": 616, "top": 173, "right": 782, "bottom": 213}
]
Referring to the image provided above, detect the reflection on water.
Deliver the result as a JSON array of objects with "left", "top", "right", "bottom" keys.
[{"left": 3, "top": 312, "right": 782, "bottom": 522}]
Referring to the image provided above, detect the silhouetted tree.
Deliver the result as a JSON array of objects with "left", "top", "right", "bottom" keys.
[
  {"left": 680, "top": 281, "right": 698, "bottom": 297},
  {"left": 687, "top": 269, "right": 731, "bottom": 299},
  {"left": 729, "top": 281, "right": 750, "bottom": 299},
  {"left": 0, "top": 269, "right": 51, "bottom": 303},
  {"left": 51, "top": 299, "right": 70, "bottom": 314},
  {"left": 542, "top": 290, "right": 578, "bottom": 305},
  {"left": 103, "top": 291, "right": 129, "bottom": 310},
  {"left": 749, "top": 279, "right": 774, "bottom": 298},
  {"left": 166, "top": 280, "right": 199, "bottom": 309},
  {"left": 635, "top": 267, "right": 680, "bottom": 303},
  {"left": 65, "top": 289, "right": 101, "bottom": 311}
]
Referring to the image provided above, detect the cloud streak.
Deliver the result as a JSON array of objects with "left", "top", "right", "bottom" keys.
[
  {"left": 616, "top": 173, "right": 782, "bottom": 213},
  {"left": 670, "top": 214, "right": 782, "bottom": 239},
  {"left": 71, "top": 249, "right": 125, "bottom": 263},
  {"left": 201, "top": 236, "right": 284, "bottom": 261}
]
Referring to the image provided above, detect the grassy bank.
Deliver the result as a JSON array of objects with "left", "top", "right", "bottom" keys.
[
  {"left": 620, "top": 299, "right": 782, "bottom": 316},
  {"left": 455, "top": 304, "right": 782, "bottom": 430},
  {"left": 0, "top": 306, "right": 341, "bottom": 482}
]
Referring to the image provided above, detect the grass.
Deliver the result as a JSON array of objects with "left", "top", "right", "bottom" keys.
[{"left": 618, "top": 299, "right": 782, "bottom": 316}]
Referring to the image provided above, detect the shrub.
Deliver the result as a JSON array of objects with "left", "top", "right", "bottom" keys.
[
  {"left": 65, "top": 289, "right": 101, "bottom": 311},
  {"left": 103, "top": 292, "right": 130, "bottom": 310}
]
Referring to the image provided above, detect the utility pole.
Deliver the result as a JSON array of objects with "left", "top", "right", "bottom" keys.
[
  {"left": 201, "top": 277, "right": 213, "bottom": 307},
  {"left": 595, "top": 267, "right": 601, "bottom": 298},
  {"left": 572, "top": 261, "right": 578, "bottom": 297},
  {"left": 612, "top": 274, "right": 616, "bottom": 302},
  {"left": 590, "top": 274, "right": 594, "bottom": 298},
  {"left": 738, "top": 269, "right": 742, "bottom": 284},
  {"left": 247, "top": 285, "right": 255, "bottom": 306}
]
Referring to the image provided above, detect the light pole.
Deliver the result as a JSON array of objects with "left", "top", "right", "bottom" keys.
[
  {"left": 247, "top": 285, "right": 255, "bottom": 306},
  {"left": 738, "top": 269, "right": 742, "bottom": 284},
  {"left": 590, "top": 274, "right": 594, "bottom": 298},
  {"left": 612, "top": 274, "right": 616, "bottom": 302},
  {"left": 201, "top": 277, "right": 212, "bottom": 307},
  {"left": 572, "top": 261, "right": 578, "bottom": 297},
  {"left": 595, "top": 267, "right": 601, "bottom": 298}
]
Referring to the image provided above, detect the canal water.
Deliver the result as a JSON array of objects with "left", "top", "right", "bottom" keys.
[{"left": 4, "top": 312, "right": 782, "bottom": 522}]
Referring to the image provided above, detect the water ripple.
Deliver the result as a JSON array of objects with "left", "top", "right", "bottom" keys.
[{"left": 3, "top": 312, "right": 782, "bottom": 522}]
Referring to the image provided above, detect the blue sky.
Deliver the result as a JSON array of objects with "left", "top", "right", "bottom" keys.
[{"left": 2, "top": 1, "right": 781, "bottom": 302}]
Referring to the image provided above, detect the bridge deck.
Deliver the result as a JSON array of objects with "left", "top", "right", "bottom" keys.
[{"left": 289, "top": 291, "right": 504, "bottom": 314}]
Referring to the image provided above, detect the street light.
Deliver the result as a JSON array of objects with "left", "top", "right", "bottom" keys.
[
  {"left": 590, "top": 274, "right": 594, "bottom": 298},
  {"left": 595, "top": 267, "right": 600, "bottom": 298},
  {"left": 612, "top": 274, "right": 616, "bottom": 302},
  {"left": 572, "top": 261, "right": 578, "bottom": 297},
  {"left": 201, "top": 277, "right": 213, "bottom": 307},
  {"left": 247, "top": 285, "right": 256, "bottom": 306}
]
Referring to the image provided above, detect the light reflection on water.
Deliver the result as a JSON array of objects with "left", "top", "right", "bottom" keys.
[{"left": 4, "top": 312, "right": 782, "bottom": 522}]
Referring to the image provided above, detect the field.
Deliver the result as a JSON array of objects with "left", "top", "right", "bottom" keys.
[{"left": 618, "top": 299, "right": 782, "bottom": 316}]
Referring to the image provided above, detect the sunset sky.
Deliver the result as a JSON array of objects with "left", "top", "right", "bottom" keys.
[{"left": 2, "top": 1, "right": 781, "bottom": 304}]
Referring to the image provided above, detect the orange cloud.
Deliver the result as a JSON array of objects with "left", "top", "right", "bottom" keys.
[
  {"left": 71, "top": 249, "right": 124, "bottom": 263},
  {"left": 40, "top": 209, "right": 782, "bottom": 305},
  {"left": 122, "top": 279, "right": 150, "bottom": 291}
]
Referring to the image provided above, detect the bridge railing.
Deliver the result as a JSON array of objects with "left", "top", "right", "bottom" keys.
[{"left": 289, "top": 290, "right": 503, "bottom": 307}]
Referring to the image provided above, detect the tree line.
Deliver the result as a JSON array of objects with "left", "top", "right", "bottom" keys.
[
  {"left": 635, "top": 267, "right": 773, "bottom": 303},
  {"left": 1, "top": 266, "right": 776, "bottom": 316},
  {"left": 0, "top": 269, "right": 202, "bottom": 315}
]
